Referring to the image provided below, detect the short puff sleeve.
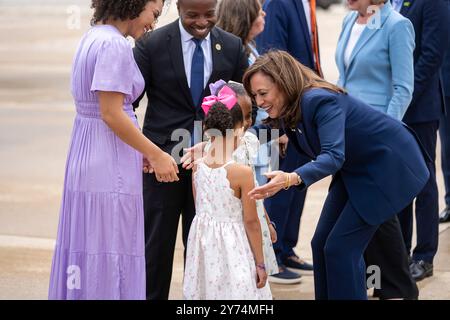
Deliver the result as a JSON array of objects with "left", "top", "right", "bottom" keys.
[{"left": 91, "top": 37, "right": 134, "bottom": 96}]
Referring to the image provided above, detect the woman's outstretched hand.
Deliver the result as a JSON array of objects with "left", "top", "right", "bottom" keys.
[
  {"left": 181, "top": 141, "right": 207, "bottom": 170},
  {"left": 146, "top": 151, "right": 179, "bottom": 183},
  {"left": 248, "top": 171, "right": 288, "bottom": 200}
]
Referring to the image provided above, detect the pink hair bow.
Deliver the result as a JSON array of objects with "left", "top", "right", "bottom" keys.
[{"left": 201, "top": 85, "right": 237, "bottom": 116}]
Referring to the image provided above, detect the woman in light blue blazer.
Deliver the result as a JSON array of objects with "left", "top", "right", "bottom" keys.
[
  {"left": 336, "top": 0, "right": 415, "bottom": 120},
  {"left": 335, "top": 0, "right": 418, "bottom": 300}
]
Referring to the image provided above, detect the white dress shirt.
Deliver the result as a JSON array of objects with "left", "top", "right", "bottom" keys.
[
  {"left": 303, "top": 0, "right": 312, "bottom": 38},
  {"left": 344, "top": 22, "right": 366, "bottom": 69},
  {"left": 179, "top": 20, "right": 212, "bottom": 89}
]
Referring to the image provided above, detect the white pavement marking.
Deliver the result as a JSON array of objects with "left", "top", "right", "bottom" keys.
[
  {"left": 439, "top": 223, "right": 450, "bottom": 234},
  {"left": 0, "top": 235, "right": 55, "bottom": 250}
]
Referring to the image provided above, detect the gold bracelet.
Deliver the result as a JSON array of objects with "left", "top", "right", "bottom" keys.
[{"left": 283, "top": 173, "right": 290, "bottom": 190}]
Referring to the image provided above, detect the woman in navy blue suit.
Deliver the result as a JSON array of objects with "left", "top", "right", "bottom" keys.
[{"left": 243, "top": 51, "right": 430, "bottom": 300}]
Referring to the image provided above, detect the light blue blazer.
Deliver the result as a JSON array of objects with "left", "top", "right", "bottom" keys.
[{"left": 335, "top": 2, "right": 415, "bottom": 120}]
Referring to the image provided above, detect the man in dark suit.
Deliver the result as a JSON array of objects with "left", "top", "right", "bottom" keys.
[
  {"left": 256, "top": 0, "right": 321, "bottom": 283},
  {"left": 133, "top": 0, "right": 247, "bottom": 299},
  {"left": 258, "top": 0, "right": 321, "bottom": 74},
  {"left": 439, "top": 0, "right": 450, "bottom": 223},
  {"left": 396, "top": 0, "right": 449, "bottom": 281}
]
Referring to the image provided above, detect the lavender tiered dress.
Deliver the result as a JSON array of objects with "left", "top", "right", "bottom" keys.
[{"left": 48, "top": 25, "right": 146, "bottom": 300}]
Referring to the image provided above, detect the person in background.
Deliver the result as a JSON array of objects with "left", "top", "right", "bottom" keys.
[
  {"left": 439, "top": 0, "right": 450, "bottom": 224},
  {"left": 335, "top": 0, "right": 418, "bottom": 300},
  {"left": 255, "top": 0, "right": 320, "bottom": 284},
  {"left": 394, "top": 0, "right": 450, "bottom": 282},
  {"left": 217, "top": 0, "right": 266, "bottom": 66}
]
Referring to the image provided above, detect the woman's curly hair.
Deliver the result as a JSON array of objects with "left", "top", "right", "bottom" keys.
[{"left": 91, "top": 0, "right": 159, "bottom": 24}]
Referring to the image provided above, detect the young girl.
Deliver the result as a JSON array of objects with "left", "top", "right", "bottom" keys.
[
  {"left": 184, "top": 81, "right": 279, "bottom": 276},
  {"left": 183, "top": 97, "right": 272, "bottom": 300},
  {"left": 217, "top": 81, "right": 279, "bottom": 276}
]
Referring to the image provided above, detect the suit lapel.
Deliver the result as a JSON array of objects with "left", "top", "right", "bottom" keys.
[
  {"left": 347, "top": 3, "right": 393, "bottom": 69},
  {"left": 292, "top": 0, "right": 315, "bottom": 66},
  {"left": 294, "top": 122, "right": 316, "bottom": 159},
  {"left": 203, "top": 27, "right": 223, "bottom": 99},
  {"left": 337, "top": 12, "right": 358, "bottom": 77},
  {"left": 400, "top": 0, "right": 414, "bottom": 16},
  {"left": 167, "top": 20, "right": 195, "bottom": 107},
  {"left": 284, "top": 122, "right": 316, "bottom": 159}
]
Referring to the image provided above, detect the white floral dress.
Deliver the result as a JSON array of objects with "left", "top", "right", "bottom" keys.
[
  {"left": 183, "top": 160, "right": 272, "bottom": 300},
  {"left": 233, "top": 132, "right": 279, "bottom": 276}
]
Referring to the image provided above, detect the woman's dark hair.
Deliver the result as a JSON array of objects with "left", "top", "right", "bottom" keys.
[
  {"left": 91, "top": 0, "right": 161, "bottom": 25},
  {"left": 204, "top": 102, "right": 243, "bottom": 136},
  {"left": 216, "top": 0, "right": 261, "bottom": 57},
  {"left": 243, "top": 50, "right": 344, "bottom": 128}
]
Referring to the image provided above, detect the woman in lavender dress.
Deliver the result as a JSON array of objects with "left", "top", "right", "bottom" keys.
[{"left": 48, "top": 0, "right": 177, "bottom": 300}]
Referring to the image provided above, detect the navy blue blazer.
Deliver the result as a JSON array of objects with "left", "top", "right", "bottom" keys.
[
  {"left": 253, "top": 89, "right": 429, "bottom": 226},
  {"left": 400, "top": 0, "right": 449, "bottom": 123},
  {"left": 256, "top": 0, "right": 315, "bottom": 70}
]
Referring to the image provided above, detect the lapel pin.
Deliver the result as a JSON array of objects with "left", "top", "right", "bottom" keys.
[
  {"left": 404, "top": 2, "right": 411, "bottom": 7},
  {"left": 215, "top": 43, "right": 222, "bottom": 51}
]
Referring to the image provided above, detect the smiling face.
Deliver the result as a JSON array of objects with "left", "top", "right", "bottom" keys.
[
  {"left": 249, "top": 72, "right": 286, "bottom": 119},
  {"left": 178, "top": 0, "right": 218, "bottom": 39},
  {"left": 129, "top": 0, "right": 164, "bottom": 39}
]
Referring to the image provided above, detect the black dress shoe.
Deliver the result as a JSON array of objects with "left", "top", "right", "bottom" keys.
[
  {"left": 410, "top": 260, "right": 433, "bottom": 282},
  {"left": 439, "top": 206, "right": 450, "bottom": 223}
]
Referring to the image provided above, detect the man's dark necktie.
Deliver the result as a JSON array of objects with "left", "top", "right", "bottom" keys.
[
  {"left": 190, "top": 38, "right": 204, "bottom": 107},
  {"left": 190, "top": 38, "right": 204, "bottom": 145}
]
